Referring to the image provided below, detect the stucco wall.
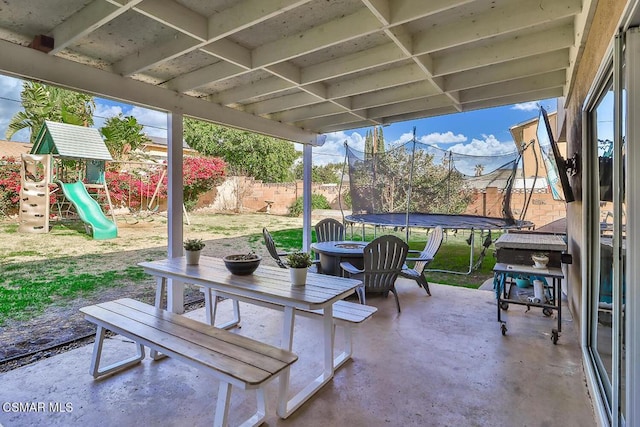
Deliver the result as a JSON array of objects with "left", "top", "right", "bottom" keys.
[{"left": 563, "top": 0, "right": 627, "bottom": 330}]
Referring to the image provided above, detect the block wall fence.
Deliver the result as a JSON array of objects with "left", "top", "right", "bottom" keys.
[{"left": 199, "top": 177, "right": 566, "bottom": 229}]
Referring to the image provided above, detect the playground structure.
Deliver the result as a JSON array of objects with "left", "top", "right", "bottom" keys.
[
  {"left": 18, "top": 154, "right": 51, "bottom": 234},
  {"left": 18, "top": 121, "right": 118, "bottom": 239}
]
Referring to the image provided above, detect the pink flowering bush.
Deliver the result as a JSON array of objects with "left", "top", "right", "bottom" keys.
[
  {"left": 0, "top": 155, "right": 226, "bottom": 217},
  {"left": 0, "top": 156, "right": 21, "bottom": 215},
  {"left": 183, "top": 156, "right": 226, "bottom": 210},
  {"left": 105, "top": 156, "right": 225, "bottom": 212}
]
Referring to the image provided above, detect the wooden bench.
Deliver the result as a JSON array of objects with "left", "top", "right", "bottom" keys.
[
  {"left": 201, "top": 291, "right": 377, "bottom": 369},
  {"left": 80, "top": 298, "right": 297, "bottom": 427}
]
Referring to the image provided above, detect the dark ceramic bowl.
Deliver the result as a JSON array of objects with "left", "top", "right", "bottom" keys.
[{"left": 223, "top": 254, "right": 262, "bottom": 275}]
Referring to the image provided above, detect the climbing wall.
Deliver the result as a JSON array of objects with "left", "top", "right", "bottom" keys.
[{"left": 19, "top": 154, "right": 51, "bottom": 233}]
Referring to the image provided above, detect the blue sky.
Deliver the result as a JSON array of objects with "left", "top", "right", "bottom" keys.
[{"left": 0, "top": 74, "right": 557, "bottom": 165}]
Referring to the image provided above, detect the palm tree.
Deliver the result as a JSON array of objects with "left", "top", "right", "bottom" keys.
[{"left": 6, "top": 81, "right": 95, "bottom": 142}]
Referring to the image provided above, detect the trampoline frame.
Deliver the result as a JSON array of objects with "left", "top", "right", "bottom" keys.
[{"left": 344, "top": 212, "right": 534, "bottom": 275}]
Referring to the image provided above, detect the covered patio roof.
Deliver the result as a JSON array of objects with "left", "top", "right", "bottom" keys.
[{"left": 0, "top": 0, "right": 594, "bottom": 144}]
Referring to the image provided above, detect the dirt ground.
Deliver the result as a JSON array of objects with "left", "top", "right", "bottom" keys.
[{"left": 0, "top": 209, "right": 307, "bottom": 371}]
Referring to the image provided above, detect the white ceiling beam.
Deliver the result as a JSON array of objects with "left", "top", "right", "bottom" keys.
[
  {"left": 207, "top": 0, "right": 312, "bottom": 40},
  {"left": 115, "top": 0, "right": 308, "bottom": 76},
  {"left": 432, "top": 24, "right": 575, "bottom": 76},
  {"left": 201, "top": 39, "right": 252, "bottom": 69},
  {"left": 389, "top": 0, "right": 476, "bottom": 25},
  {"left": 301, "top": 42, "right": 406, "bottom": 84},
  {"left": 265, "top": 62, "right": 301, "bottom": 84},
  {"left": 252, "top": 8, "right": 382, "bottom": 68},
  {"left": 379, "top": 106, "right": 459, "bottom": 125},
  {"left": 114, "top": 33, "right": 200, "bottom": 76},
  {"left": 298, "top": 82, "right": 327, "bottom": 100},
  {"left": 564, "top": 0, "right": 598, "bottom": 103},
  {"left": 296, "top": 112, "right": 374, "bottom": 130},
  {"left": 366, "top": 95, "right": 453, "bottom": 119},
  {"left": 49, "top": 0, "right": 144, "bottom": 54},
  {"left": 272, "top": 102, "right": 347, "bottom": 123},
  {"left": 361, "top": 0, "right": 391, "bottom": 25},
  {"left": 327, "top": 64, "right": 425, "bottom": 98},
  {"left": 0, "top": 38, "right": 318, "bottom": 144},
  {"left": 462, "top": 87, "right": 564, "bottom": 112},
  {"left": 112, "top": 0, "right": 210, "bottom": 76},
  {"left": 210, "top": 77, "right": 294, "bottom": 104},
  {"left": 320, "top": 119, "right": 374, "bottom": 134},
  {"left": 444, "top": 49, "right": 569, "bottom": 92},
  {"left": 351, "top": 81, "right": 440, "bottom": 109},
  {"left": 267, "top": 63, "right": 345, "bottom": 110},
  {"left": 134, "top": 0, "right": 208, "bottom": 40},
  {"left": 244, "top": 92, "right": 322, "bottom": 115},
  {"left": 164, "top": 61, "right": 245, "bottom": 92},
  {"left": 414, "top": 0, "right": 581, "bottom": 53},
  {"left": 459, "top": 70, "right": 566, "bottom": 103}
]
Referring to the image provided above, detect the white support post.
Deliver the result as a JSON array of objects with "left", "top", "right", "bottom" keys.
[
  {"left": 167, "top": 112, "right": 185, "bottom": 313},
  {"left": 302, "top": 144, "right": 313, "bottom": 251}
]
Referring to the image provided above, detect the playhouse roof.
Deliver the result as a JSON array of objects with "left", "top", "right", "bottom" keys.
[{"left": 31, "top": 121, "right": 113, "bottom": 161}]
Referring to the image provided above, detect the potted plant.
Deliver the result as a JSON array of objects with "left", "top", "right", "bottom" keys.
[
  {"left": 286, "top": 252, "right": 312, "bottom": 286},
  {"left": 531, "top": 252, "right": 549, "bottom": 268},
  {"left": 223, "top": 251, "right": 262, "bottom": 275},
  {"left": 184, "top": 238, "right": 205, "bottom": 265}
]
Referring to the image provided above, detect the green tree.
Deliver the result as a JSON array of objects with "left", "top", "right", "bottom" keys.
[
  {"left": 293, "top": 162, "right": 343, "bottom": 183},
  {"left": 364, "top": 126, "right": 385, "bottom": 160},
  {"left": 100, "top": 114, "right": 151, "bottom": 161},
  {"left": 184, "top": 118, "right": 298, "bottom": 182},
  {"left": 6, "top": 81, "right": 95, "bottom": 142},
  {"left": 348, "top": 144, "right": 473, "bottom": 214}
]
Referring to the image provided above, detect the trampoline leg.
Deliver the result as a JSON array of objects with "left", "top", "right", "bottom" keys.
[{"left": 466, "top": 230, "right": 475, "bottom": 274}]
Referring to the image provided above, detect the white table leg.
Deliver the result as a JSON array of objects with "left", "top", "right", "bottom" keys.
[
  {"left": 154, "top": 277, "right": 166, "bottom": 309},
  {"left": 151, "top": 277, "right": 167, "bottom": 360},
  {"left": 277, "top": 304, "right": 335, "bottom": 419}
]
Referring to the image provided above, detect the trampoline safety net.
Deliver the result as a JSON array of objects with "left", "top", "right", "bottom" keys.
[{"left": 343, "top": 138, "right": 531, "bottom": 228}]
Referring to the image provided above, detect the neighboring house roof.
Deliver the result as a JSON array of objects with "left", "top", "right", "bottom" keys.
[
  {"left": 31, "top": 121, "right": 113, "bottom": 161},
  {"left": 145, "top": 135, "right": 193, "bottom": 150},
  {"left": 0, "top": 140, "right": 32, "bottom": 158}
]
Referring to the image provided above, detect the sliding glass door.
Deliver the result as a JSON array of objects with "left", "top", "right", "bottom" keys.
[{"left": 585, "top": 29, "right": 632, "bottom": 426}]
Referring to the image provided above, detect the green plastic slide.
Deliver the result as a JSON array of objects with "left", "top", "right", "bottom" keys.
[{"left": 58, "top": 181, "right": 117, "bottom": 240}]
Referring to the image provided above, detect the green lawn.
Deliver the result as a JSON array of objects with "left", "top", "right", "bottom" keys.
[
  {"left": 268, "top": 227, "right": 497, "bottom": 288},
  {"left": 1, "top": 218, "right": 496, "bottom": 326}
]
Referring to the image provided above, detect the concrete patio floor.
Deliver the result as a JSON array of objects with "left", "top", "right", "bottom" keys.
[{"left": 0, "top": 279, "right": 595, "bottom": 427}]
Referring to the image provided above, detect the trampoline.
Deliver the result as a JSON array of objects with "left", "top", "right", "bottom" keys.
[
  {"left": 345, "top": 212, "right": 533, "bottom": 231},
  {"left": 339, "top": 128, "right": 540, "bottom": 274},
  {"left": 345, "top": 213, "right": 534, "bottom": 274}
]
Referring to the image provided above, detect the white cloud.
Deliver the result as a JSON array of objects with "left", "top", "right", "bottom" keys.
[
  {"left": 448, "top": 134, "right": 515, "bottom": 156},
  {"left": 418, "top": 131, "right": 467, "bottom": 146},
  {"left": 93, "top": 102, "right": 125, "bottom": 129},
  {"left": 511, "top": 101, "right": 539, "bottom": 111},
  {"left": 389, "top": 131, "right": 415, "bottom": 146},
  {"left": 129, "top": 106, "right": 167, "bottom": 138},
  {"left": 310, "top": 130, "right": 365, "bottom": 166}
]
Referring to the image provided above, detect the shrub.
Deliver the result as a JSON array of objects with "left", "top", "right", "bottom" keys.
[
  {"left": 105, "top": 156, "right": 226, "bottom": 212},
  {"left": 183, "top": 156, "right": 226, "bottom": 211},
  {"left": 0, "top": 157, "right": 21, "bottom": 216},
  {"left": 288, "top": 194, "right": 331, "bottom": 217}
]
